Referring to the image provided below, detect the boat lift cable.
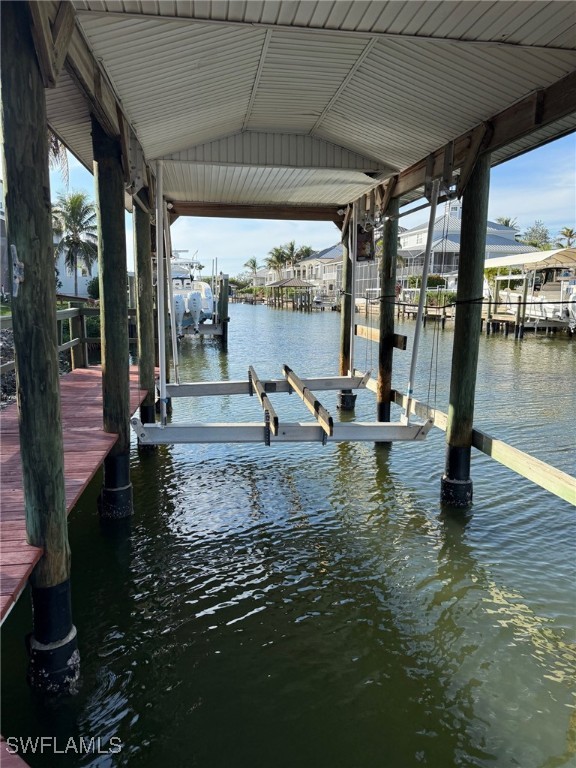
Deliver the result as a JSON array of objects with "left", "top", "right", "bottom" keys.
[
  {"left": 403, "top": 178, "right": 440, "bottom": 425},
  {"left": 427, "top": 198, "right": 450, "bottom": 413},
  {"left": 155, "top": 160, "right": 167, "bottom": 425}
]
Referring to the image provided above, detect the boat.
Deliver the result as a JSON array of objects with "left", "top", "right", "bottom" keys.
[
  {"left": 486, "top": 248, "right": 576, "bottom": 331},
  {"left": 171, "top": 262, "right": 214, "bottom": 335}
]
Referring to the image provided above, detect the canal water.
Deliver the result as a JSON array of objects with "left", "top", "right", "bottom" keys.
[{"left": 2, "top": 305, "right": 575, "bottom": 768}]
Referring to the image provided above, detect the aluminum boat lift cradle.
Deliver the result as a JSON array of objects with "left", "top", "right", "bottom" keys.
[
  {"left": 131, "top": 174, "right": 439, "bottom": 448},
  {"left": 131, "top": 366, "right": 433, "bottom": 446}
]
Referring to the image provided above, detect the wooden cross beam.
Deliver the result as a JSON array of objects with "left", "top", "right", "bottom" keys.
[
  {"left": 282, "top": 364, "right": 333, "bottom": 438},
  {"left": 28, "top": 0, "right": 75, "bottom": 88}
]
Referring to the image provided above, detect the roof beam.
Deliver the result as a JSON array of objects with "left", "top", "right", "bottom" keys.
[
  {"left": 242, "top": 29, "right": 272, "bottom": 131},
  {"left": 395, "top": 69, "right": 576, "bottom": 199},
  {"left": 28, "top": 0, "right": 75, "bottom": 88},
  {"left": 310, "top": 37, "right": 379, "bottom": 134},
  {"left": 75, "top": 10, "right": 576, "bottom": 53},
  {"left": 168, "top": 202, "right": 344, "bottom": 222},
  {"left": 30, "top": 1, "right": 151, "bottom": 193}
]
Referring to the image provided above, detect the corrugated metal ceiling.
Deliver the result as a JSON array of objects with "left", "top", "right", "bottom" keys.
[{"left": 46, "top": 1, "right": 576, "bottom": 212}]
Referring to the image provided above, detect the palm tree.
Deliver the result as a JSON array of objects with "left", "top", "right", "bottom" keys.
[
  {"left": 52, "top": 192, "right": 98, "bottom": 297},
  {"left": 496, "top": 216, "right": 518, "bottom": 228},
  {"left": 558, "top": 227, "right": 575, "bottom": 247},
  {"left": 244, "top": 257, "right": 260, "bottom": 284},
  {"left": 265, "top": 242, "right": 315, "bottom": 280},
  {"left": 292, "top": 245, "right": 315, "bottom": 279},
  {"left": 265, "top": 246, "right": 288, "bottom": 280},
  {"left": 48, "top": 131, "right": 69, "bottom": 186}
]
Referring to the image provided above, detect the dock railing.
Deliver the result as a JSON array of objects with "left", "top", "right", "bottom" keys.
[{"left": 0, "top": 305, "right": 138, "bottom": 375}]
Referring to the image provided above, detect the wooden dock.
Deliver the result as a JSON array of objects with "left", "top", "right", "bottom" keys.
[{"left": 0, "top": 367, "right": 146, "bottom": 624}]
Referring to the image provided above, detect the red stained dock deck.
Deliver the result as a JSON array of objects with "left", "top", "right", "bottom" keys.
[{"left": 0, "top": 367, "right": 147, "bottom": 624}]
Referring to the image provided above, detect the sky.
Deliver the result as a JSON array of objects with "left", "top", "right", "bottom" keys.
[{"left": 45, "top": 132, "right": 575, "bottom": 277}]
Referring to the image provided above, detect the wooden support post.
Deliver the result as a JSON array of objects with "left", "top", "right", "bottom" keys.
[
  {"left": 377, "top": 198, "right": 399, "bottom": 430},
  {"left": 134, "top": 204, "right": 156, "bottom": 426},
  {"left": 92, "top": 115, "right": 133, "bottom": 518},
  {"left": 514, "top": 295, "right": 522, "bottom": 339},
  {"left": 1, "top": 1, "right": 79, "bottom": 692},
  {"left": 338, "top": 229, "right": 356, "bottom": 410},
  {"left": 520, "top": 279, "right": 529, "bottom": 339},
  {"left": 339, "top": 229, "right": 352, "bottom": 376},
  {"left": 217, "top": 274, "right": 229, "bottom": 349},
  {"left": 441, "top": 152, "right": 491, "bottom": 508}
]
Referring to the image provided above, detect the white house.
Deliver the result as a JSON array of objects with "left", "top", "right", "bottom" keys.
[
  {"left": 54, "top": 245, "right": 98, "bottom": 298},
  {"left": 398, "top": 200, "right": 537, "bottom": 282}
]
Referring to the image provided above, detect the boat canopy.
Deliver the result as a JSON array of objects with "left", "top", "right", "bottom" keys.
[{"left": 485, "top": 248, "right": 576, "bottom": 271}]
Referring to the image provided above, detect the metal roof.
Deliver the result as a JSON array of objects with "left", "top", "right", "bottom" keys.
[
  {"left": 43, "top": 1, "right": 576, "bottom": 215},
  {"left": 304, "top": 243, "right": 344, "bottom": 261},
  {"left": 404, "top": 234, "right": 539, "bottom": 257},
  {"left": 267, "top": 277, "right": 315, "bottom": 288}
]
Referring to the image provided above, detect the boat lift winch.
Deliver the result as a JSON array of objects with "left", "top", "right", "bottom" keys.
[
  {"left": 133, "top": 162, "right": 438, "bottom": 447},
  {"left": 131, "top": 366, "right": 433, "bottom": 446}
]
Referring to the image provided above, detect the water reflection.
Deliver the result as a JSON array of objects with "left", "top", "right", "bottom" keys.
[{"left": 1, "top": 305, "right": 574, "bottom": 768}]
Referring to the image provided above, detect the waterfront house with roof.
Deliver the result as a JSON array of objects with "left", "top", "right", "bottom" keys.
[{"left": 398, "top": 200, "right": 537, "bottom": 283}]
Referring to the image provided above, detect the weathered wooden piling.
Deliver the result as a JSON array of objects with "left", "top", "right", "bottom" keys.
[
  {"left": 377, "top": 198, "right": 399, "bottom": 427},
  {"left": 133, "top": 203, "right": 156, "bottom": 426},
  {"left": 217, "top": 274, "right": 230, "bottom": 349},
  {"left": 92, "top": 116, "right": 133, "bottom": 518},
  {"left": 441, "top": 153, "right": 491, "bottom": 508},
  {"left": 1, "top": 0, "right": 79, "bottom": 692},
  {"left": 338, "top": 229, "right": 356, "bottom": 410}
]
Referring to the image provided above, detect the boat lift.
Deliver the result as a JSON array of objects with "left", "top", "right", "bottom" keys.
[
  {"left": 134, "top": 164, "right": 438, "bottom": 446},
  {"left": 131, "top": 366, "right": 433, "bottom": 446}
]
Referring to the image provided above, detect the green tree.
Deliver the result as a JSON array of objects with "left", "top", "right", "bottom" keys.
[
  {"left": 264, "top": 241, "right": 314, "bottom": 279},
  {"left": 48, "top": 131, "right": 69, "bottom": 186},
  {"left": 520, "top": 220, "right": 551, "bottom": 249},
  {"left": 52, "top": 191, "right": 98, "bottom": 297},
  {"left": 243, "top": 257, "right": 260, "bottom": 283},
  {"left": 265, "top": 246, "right": 288, "bottom": 279},
  {"left": 86, "top": 275, "right": 99, "bottom": 300},
  {"left": 557, "top": 227, "right": 575, "bottom": 247},
  {"left": 496, "top": 216, "right": 518, "bottom": 228}
]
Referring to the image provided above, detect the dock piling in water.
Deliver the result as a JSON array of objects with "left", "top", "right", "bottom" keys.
[
  {"left": 377, "top": 196, "right": 399, "bottom": 429},
  {"left": 92, "top": 115, "right": 133, "bottom": 518},
  {"left": 134, "top": 203, "right": 157, "bottom": 428},
  {"left": 1, "top": 0, "right": 79, "bottom": 692},
  {"left": 441, "top": 153, "right": 491, "bottom": 508}
]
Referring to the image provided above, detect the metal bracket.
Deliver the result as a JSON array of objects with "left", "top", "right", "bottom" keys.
[
  {"left": 247, "top": 368, "right": 254, "bottom": 396},
  {"left": 264, "top": 410, "right": 271, "bottom": 446},
  {"left": 11, "top": 245, "right": 24, "bottom": 297}
]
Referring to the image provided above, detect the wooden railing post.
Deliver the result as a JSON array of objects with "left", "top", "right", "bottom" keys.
[
  {"left": 70, "top": 303, "right": 87, "bottom": 368},
  {"left": 1, "top": 0, "right": 79, "bottom": 692}
]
